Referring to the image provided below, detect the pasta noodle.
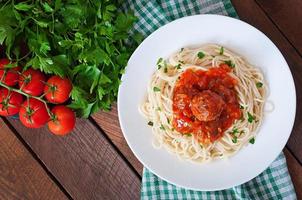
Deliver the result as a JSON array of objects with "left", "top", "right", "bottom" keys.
[{"left": 139, "top": 44, "right": 266, "bottom": 163}]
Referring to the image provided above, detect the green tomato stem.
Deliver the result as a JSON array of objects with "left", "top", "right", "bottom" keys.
[{"left": 0, "top": 81, "right": 53, "bottom": 117}]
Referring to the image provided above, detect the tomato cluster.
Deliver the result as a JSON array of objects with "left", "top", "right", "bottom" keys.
[{"left": 0, "top": 58, "right": 75, "bottom": 135}]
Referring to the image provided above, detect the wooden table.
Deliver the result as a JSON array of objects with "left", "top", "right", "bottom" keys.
[{"left": 1, "top": 1, "right": 301, "bottom": 199}]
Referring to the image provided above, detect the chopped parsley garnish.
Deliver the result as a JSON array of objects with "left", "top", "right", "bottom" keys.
[
  {"left": 224, "top": 60, "right": 235, "bottom": 68},
  {"left": 187, "top": 133, "right": 192, "bottom": 137},
  {"left": 232, "top": 136, "right": 238, "bottom": 143},
  {"left": 157, "top": 57, "right": 163, "bottom": 65},
  {"left": 153, "top": 87, "right": 161, "bottom": 92},
  {"left": 164, "top": 67, "right": 168, "bottom": 73},
  {"left": 156, "top": 107, "right": 161, "bottom": 111},
  {"left": 197, "top": 51, "right": 205, "bottom": 59},
  {"left": 180, "top": 48, "right": 184, "bottom": 52},
  {"left": 200, "top": 144, "right": 203, "bottom": 148},
  {"left": 231, "top": 128, "right": 238, "bottom": 135},
  {"left": 247, "top": 112, "right": 255, "bottom": 123},
  {"left": 249, "top": 137, "right": 255, "bottom": 144},
  {"left": 178, "top": 60, "right": 185, "bottom": 64},
  {"left": 171, "top": 128, "right": 175, "bottom": 131},
  {"left": 157, "top": 58, "right": 166, "bottom": 69},
  {"left": 219, "top": 46, "right": 224, "bottom": 55},
  {"left": 160, "top": 124, "right": 165, "bottom": 130},
  {"left": 175, "top": 64, "right": 182, "bottom": 69},
  {"left": 240, "top": 105, "right": 244, "bottom": 109},
  {"left": 147, "top": 121, "right": 153, "bottom": 126},
  {"left": 167, "top": 117, "right": 170, "bottom": 124},
  {"left": 256, "top": 82, "right": 263, "bottom": 88}
]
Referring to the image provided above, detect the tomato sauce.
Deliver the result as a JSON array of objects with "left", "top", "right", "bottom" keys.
[{"left": 172, "top": 64, "right": 241, "bottom": 144}]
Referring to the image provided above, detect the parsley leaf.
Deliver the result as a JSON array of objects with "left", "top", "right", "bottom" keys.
[
  {"left": 249, "top": 137, "right": 255, "bottom": 144},
  {"left": 256, "top": 82, "right": 263, "bottom": 88},
  {"left": 219, "top": 46, "right": 224, "bottom": 55},
  {"left": 160, "top": 124, "right": 165, "bottom": 130},
  {"left": 175, "top": 64, "right": 181, "bottom": 69},
  {"left": 231, "top": 128, "right": 238, "bottom": 135},
  {"left": 148, "top": 121, "right": 153, "bottom": 126},
  {"left": 14, "top": 2, "right": 33, "bottom": 11},
  {"left": 0, "top": 0, "right": 139, "bottom": 118},
  {"left": 247, "top": 112, "right": 255, "bottom": 123},
  {"left": 157, "top": 57, "right": 163, "bottom": 69},
  {"left": 167, "top": 117, "right": 170, "bottom": 124},
  {"left": 232, "top": 136, "right": 238, "bottom": 143},
  {"left": 157, "top": 57, "right": 167, "bottom": 70},
  {"left": 42, "top": 2, "right": 54, "bottom": 13},
  {"left": 225, "top": 60, "right": 235, "bottom": 68},
  {"left": 164, "top": 67, "right": 168, "bottom": 73},
  {"left": 197, "top": 51, "right": 205, "bottom": 59},
  {"left": 157, "top": 58, "right": 163, "bottom": 64},
  {"left": 153, "top": 87, "right": 161, "bottom": 92}
]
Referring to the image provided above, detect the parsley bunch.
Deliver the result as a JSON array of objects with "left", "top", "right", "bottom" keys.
[{"left": 0, "top": 0, "right": 141, "bottom": 117}]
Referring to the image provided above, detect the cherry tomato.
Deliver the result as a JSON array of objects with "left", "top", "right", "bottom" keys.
[
  {"left": 0, "top": 58, "right": 21, "bottom": 86},
  {"left": 19, "top": 68, "right": 46, "bottom": 96},
  {"left": 48, "top": 105, "right": 75, "bottom": 135},
  {"left": 44, "top": 76, "right": 72, "bottom": 104},
  {"left": 19, "top": 98, "right": 50, "bottom": 128},
  {"left": 0, "top": 88, "right": 23, "bottom": 116}
]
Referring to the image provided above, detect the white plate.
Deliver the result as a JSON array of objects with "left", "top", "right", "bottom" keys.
[{"left": 118, "top": 14, "right": 296, "bottom": 191}]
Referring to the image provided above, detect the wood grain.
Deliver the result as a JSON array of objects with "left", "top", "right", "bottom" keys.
[
  {"left": 0, "top": 118, "right": 67, "bottom": 200},
  {"left": 5, "top": 117, "right": 141, "bottom": 200},
  {"left": 256, "top": 0, "right": 302, "bottom": 55},
  {"left": 92, "top": 104, "right": 143, "bottom": 176},
  {"left": 284, "top": 149, "right": 302, "bottom": 199},
  {"left": 232, "top": 0, "right": 302, "bottom": 164}
]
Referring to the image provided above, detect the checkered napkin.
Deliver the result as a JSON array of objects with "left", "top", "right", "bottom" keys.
[{"left": 121, "top": 0, "right": 297, "bottom": 199}]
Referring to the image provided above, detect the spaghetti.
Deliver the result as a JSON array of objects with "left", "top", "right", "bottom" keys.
[{"left": 139, "top": 44, "right": 266, "bottom": 163}]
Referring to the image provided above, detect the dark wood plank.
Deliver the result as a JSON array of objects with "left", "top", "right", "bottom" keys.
[
  {"left": 92, "top": 104, "right": 143, "bottom": 176},
  {"left": 0, "top": 118, "right": 67, "bottom": 200},
  {"left": 232, "top": 0, "right": 302, "bottom": 164},
  {"left": 285, "top": 148, "right": 302, "bottom": 199},
  {"left": 256, "top": 0, "right": 302, "bottom": 55},
  {"left": 5, "top": 117, "right": 140, "bottom": 200}
]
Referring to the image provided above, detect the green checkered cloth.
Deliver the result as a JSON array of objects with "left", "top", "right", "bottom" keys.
[{"left": 121, "top": 0, "right": 296, "bottom": 199}]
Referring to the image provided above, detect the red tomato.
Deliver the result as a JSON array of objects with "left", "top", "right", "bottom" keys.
[
  {"left": 0, "top": 88, "right": 23, "bottom": 116},
  {"left": 19, "top": 68, "right": 46, "bottom": 96},
  {"left": 0, "top": 58, "right": 21, "bottom": 86},
  {"left": 44, "top": 76, "right": 72, "bottom": 104},
  {"left": 19, "top": 98, "right": 50, "bottom": 128},
  {"left": 48, "top": 105, "right": 75, "bottom": 135}
]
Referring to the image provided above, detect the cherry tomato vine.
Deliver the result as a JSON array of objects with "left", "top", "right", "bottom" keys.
[{"left": 0, "top": 59, "right": 75, "bottom": 135}]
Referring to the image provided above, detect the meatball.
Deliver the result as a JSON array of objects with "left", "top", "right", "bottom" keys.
[{"left": 191, "top": 90, "right": 225, "bottom": 121}]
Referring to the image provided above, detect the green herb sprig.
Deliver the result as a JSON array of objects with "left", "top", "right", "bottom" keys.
[{"left": 0, "top": 0, "right": 141, "bottom": 118}]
